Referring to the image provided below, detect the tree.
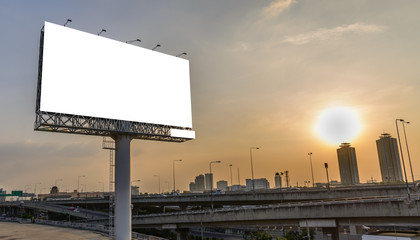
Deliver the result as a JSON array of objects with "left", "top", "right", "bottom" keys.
[{"left": 244, "top": 231, "right": 274, "bottom": 240}]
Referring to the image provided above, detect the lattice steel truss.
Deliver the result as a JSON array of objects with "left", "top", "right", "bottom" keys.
[
  {"left": 34, "top": 112, "right": 188, "bottom": 142},
  {"left": 34, "top": 25, "right": 191, "bottom": 143}
]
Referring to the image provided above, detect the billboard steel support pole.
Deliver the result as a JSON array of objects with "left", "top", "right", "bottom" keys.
[{"left": 114, "top": 135, "right": 132, "bottom": 240}]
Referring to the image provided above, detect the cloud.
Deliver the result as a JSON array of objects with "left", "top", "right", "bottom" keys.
[
  {"left": 263, "top": 0, "right": 295, "bottom": 18},
  {"left": 283, "top": 23, "right": 386, "bottom": 45}
]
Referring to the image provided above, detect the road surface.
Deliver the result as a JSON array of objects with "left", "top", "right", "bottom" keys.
[{"left": 0, "top": 222, "right": 108, "bottom": 240}]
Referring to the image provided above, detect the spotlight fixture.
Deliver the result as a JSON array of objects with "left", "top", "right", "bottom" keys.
[
  {"left": 97, "top": 29, "right": 106, "bottom": 36},
  {"left": 152, "top": 44, "right": 161, "bottom": 51},
  {"left": 126, "top": 39, "right": 141, "bottom": 44},
  {"left": 176, "top": 52, "right": 187, "bottom": 57},
  {"left": 64, "top": 19, "right": 72, "bottom": 27}
]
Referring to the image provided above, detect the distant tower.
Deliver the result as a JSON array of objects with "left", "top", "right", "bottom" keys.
[
  {"left": 284, "top": 171, "right": 290, "bottom": 188},
  {"left": 274, "top": 172, "right": 282, "bottom": 188},
  {"left": 216, "top": 180, "right": 228, "bottom": 191},
  {"left": 337, "top": 143, "right": 360, "bottom": 185},
  {"left": 205, "top": 173, "right": 213, "bottom": 191},
  {"left": 376, "top": 133, "right": 403, "bottom": 183},
  {"left": 195, "top": 174, "right": 205, "bottom": 192}
]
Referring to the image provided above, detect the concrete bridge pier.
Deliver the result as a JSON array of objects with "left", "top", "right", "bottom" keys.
[
  {"left": 322, "top": 227, "right": 339, "bottom": 240},
  {"left": 176, "top": 228, "right": 189, "bottom": 240}
]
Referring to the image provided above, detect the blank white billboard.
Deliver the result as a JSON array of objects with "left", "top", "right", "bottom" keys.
[{"left": 40, "top": 21, "right": 193, "bottom": 130}]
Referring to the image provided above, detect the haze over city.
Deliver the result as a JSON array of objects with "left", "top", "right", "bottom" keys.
[{"left": 1, "top": 1, "right": 419, "bottom": 194}]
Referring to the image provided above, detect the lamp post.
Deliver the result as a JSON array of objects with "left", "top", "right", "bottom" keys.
[
  {"left": 324, "top": 163, "right": 330, "bottom": 191},
  {"left": 308, "top": 153, "right": 315, "bottom": 187},
  {"left": 131, "top": 180, "right": 141, "bottom": 185},
  {"left": 237, "top": 168, "right": 241, "bottom": 185},
  {"left": 154, "top": 175, "right": 161, "bottom": 194},
  {"left": 250, "top": 147, "right": 260, "bottom": 192},
  {"left": 401, "top": 120, "right": 415, "bottom": 186},
  {"left": 229, "top": 164, "right": 233, "bottom": 188},
  {"left": 210, "top": 161, "right": 221, "bottom": 209},
  {"left": 78, "top": 175, "right": 85, "bottom": 193},
  {"left": 396, "top": 119, "right": 411, "bottom": 201},
  {"left": 131, "top": 179, "right": 141, "bottom": 194},
  {"left": 34, "top": 182, "right": 41, "bottom": 196},
  {"left": 173, "top": 160, "right": 182, "bottom": 194}
]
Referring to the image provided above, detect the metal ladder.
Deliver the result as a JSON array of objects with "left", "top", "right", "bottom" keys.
[{"left": 102, "top": 137, "right": 115, "bottom": 239}]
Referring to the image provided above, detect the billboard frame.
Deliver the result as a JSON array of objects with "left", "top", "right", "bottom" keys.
[{"left": 34, "top": 26, "right": 192, "bottom": 143}]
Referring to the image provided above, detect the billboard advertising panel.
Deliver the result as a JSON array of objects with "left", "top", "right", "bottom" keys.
[{"left": 39, "top": 22, "right": 193, "bottom": 132}]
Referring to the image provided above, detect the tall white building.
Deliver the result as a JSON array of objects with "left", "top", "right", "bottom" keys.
[
  {"left": 376, "top": 133, "right": 403, "bottom": 182},
  {"left": 205, "top": 173, "right": 213, "bottom": 191},
  {"left": 337, "top": 143, "right": 360, "bottom": 185},
  {"left": 274, "top": 172, "right": 282, "bottom": 188}
]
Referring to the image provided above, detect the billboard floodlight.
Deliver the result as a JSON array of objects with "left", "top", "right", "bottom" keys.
[
  {"left": 152, "top": 44, "right": 161, "bottom": 50},
  {"left": 176, "top": 52, "right": 187, "bottom": 57},
  {"left": 97, "top": 29, "right": 106, "bottom": 36},
  {"left": 126, "top": 39, "right": 141, "bottom": 44},
  {"left": 64, "top": 19, "right": 72, "bottom": 27}
]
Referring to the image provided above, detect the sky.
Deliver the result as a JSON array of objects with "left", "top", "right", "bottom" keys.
[{"left": 1, "top": 0, "right": 419, "bottom": 194}]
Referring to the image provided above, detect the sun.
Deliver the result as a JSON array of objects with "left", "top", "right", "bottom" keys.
[{"left": 315, "top": 106, "right": 362, "bottom": 145}]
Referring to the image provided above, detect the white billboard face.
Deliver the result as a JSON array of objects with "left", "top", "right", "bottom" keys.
[{"left": 40, "top": 22, "right": 193, "bottom": 130}]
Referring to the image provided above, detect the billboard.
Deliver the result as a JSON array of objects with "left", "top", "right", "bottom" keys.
[{"left": 35, "top": 22, "right": 194, "bottom": 141}]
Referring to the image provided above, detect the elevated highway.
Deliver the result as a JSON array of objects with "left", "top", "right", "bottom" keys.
[
  {"left": 127, "top": 195, "right": 420, "bottom": 228},
  {"left": 2, "top": 194, "right": 420, "bottom": 240},
  {"left": 48, "top": 184, "right": 416, "bottom": 210},
  {"left": 0, "top": 201, "right": 107, "bottom": 220}
]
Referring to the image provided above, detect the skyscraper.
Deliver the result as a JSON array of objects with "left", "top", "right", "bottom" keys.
[
  {"left": 205, "top": 173, "right": 213, "bottom": 191},
  {"left": 195, "top": 174, "right": 205, "bottom": 192},
  {"left": 189, "top": 174, "right": 206, "bottom": 192},
  {"left": 274, "top": 172, "right": 282, "bottom": 188},
  {"left": 376, "top": 133, "right": 403, "bottom": 183},
  {"left": 337, "top": 143, "right": 360, "bottom": 185}
]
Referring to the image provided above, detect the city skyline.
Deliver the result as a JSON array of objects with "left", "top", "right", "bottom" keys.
[{"left": 0, "top": 1, "right": 419, "bottom": 193}]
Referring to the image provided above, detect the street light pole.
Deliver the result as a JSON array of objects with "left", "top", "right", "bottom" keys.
[
  {"left": 250, "top": 147, "right": 260, "bottom": 192},
  {"left": 324, "top": 163, "right": 330, "bottom": 191},
  {"left": 396, "top": 119, "right": 411, "bottom": 201},
  {"left": 237, "top": 168, "right": 240, "bottom": 185},
  {"left": 34, "top": 182, "right": 41, "bottom": 196},
  {"left": 173, "top": 160, "right": 182, "bottom": 194},
  {"left": 229, "top": 164, "right": 233, "bottom": 188},
  {"left": 209, "top": 160, "right": 221, "bottom": 209},
  {"left": 78, "top": 175, "right": 85, "bottom": 193},
  {"left": 154, "top": 175, "right": 161, "bottom": 194},
  {"left": 308, "top": 153, "right": 315, "bottom": 188},
  {"left": 401, "top": 120, "right": 415, "bottom": 186},
  {"left": 131, "top": 180, "right": 141, "bottom": 195}
]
